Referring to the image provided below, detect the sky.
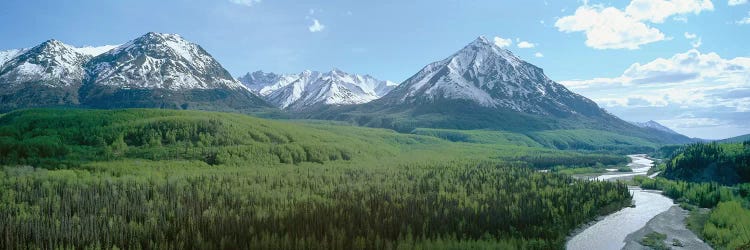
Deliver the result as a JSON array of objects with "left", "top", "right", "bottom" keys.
[{"left": 0, "top": 0, "right": 748, "bottom": 139}]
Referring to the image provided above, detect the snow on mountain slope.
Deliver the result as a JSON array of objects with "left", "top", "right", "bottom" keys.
[
  {"left": 0, "top": 49, "right": 27, "bottom": 69},
  {"left": 86, "top": 32, "right": 246, "bottom": 91},
  {"left": 239, "top": 69, "right": 397, "bottom": 110},
  {"left": 74, "top": 45, "right": 119, "bottom": 57},
  {"left": 381, "top": 36, "right": 604, "bottom": 117},
  {"left": 631, "top": 120, "right": 681, "bottom": 135},
  {"left": 0, "top": 40, "right": 91, "bottom": 88}
]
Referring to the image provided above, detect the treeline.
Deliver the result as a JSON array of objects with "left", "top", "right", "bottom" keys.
[
  {"left": 662, "top": 142, "right": 750, "bottom": 185},
  {"left": 635, "top": 176, "right": 750, "bottom": 249},
  {"left": 635, "top": 141, "right": 750, "bottom": 249},
  {"left": 0, "top": 160, "right": 632, "bottom": 249},
  {"left": 0, "top": 109, "right": 363, "bottom": 168}
]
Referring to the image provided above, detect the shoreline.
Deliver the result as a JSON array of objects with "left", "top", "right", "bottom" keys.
[{"left": 622, "top": 206, "right": 712, "bottom": 250}]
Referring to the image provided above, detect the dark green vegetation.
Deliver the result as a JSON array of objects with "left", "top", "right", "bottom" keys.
[
  {"left": 0, "top": 108, "right": 634, "bottom": 249},
  {"left": 301, "top": 99, "right": 692, "bottom": 150},
  {"left": 635, "top": 141, "right": 750, "bottom": 249},
  {"left": 662, "top": 142, "right": 750, "bottom": 185},
  {"left": 720, "top": 133, "right": 750, "bottom": 143},
  {"left": 640, "top": 232, "right": 669, "bottom": 250}
]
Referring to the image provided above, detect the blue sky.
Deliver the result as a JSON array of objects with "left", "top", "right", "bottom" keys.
[{"left": 1, "top": 0, "right": 749, "bottom": 139}]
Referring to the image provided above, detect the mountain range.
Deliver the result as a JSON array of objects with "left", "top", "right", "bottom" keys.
[
  {"left": 300, "top": 36, "right": 693, "bottom": 145},
  {"left": 0, "top": 33, "right": 693, "bottom": 147},
  {"left": 0, "top": 32, "right": 268, "bottom": 112},
  {"left": 239, "top": 69, "right": 396, "bottom": 110}
]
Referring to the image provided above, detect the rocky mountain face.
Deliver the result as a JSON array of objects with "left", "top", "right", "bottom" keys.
[
  {"left": 0, "top": 32, "right": 269, "bottom": 112},
  {"left": 0, "top": 40, "right": 93, "bottom": 110},
  {"left": 239, "top": 69, "right": 396, "bottom": 110},
  {"left": 381, "top": 36, "right": 606, "bottom": 118},
  {"left": 631, "top": 120, "right": 681, "bottom": 135},
  {"left": 306, "top": 37, "right": 692, "bottom": 144}
]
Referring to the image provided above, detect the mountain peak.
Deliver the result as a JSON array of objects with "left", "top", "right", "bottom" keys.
[
  {"left": 239, "top": 69, "right": 395, "bottom": 110},
  {"left": 471, "top": 36, "right": 492, "bottom": 46},
  {"left": 631, "top": 120, "right": 680, "bottom": 135},
  {"left": 86, "top": 32, "right": 245, "bottom": 91},
  {"left": 380, "top": 36, "right": 604, "bottom": 117}
]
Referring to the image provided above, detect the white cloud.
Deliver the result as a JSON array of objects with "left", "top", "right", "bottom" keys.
[
  {"left": 729, "top": 0, "right": 748, "bottom": 6},
  {"left": 556, "top": 0, "right": 713, "bottom": 49},
  {"left": 493, "top": 36, "right": 512, "bottom": 48},
  {"left": 684, "top": 32, "right": 701, "bottom": 48},
  {"left": 624, "top": 0, "right": 713, "bottom": 23},
  {"left": 517, "top": 41, "right": 536, "bottom": 48},
  {"left": 673, "top": 16, "right": 689, "bottom": 22},
  {"left": 308, "top": 19, "right": 325, "bottom": 32},
  {"left": 738, "top": 12, "right": 750, "bottom": 24},
  {"left": 555, "top": 5, "right": 665, "bottom": 49},
  {"left": 229, "top": 0, "right": 261, "bottom": 7},
  {"left": 560, "top": 50, "right": 750, "bottom": 138},
  {"left": 535, "top": 52, "right": 544, "bottom": 58}
]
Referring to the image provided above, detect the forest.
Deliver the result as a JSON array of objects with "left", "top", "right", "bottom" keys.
[
  {"left": 635, "top": 141, "right": 750, "bottom": 249},
  {"left": 0, "top": 108, "right": 635, "bottom": 249}
]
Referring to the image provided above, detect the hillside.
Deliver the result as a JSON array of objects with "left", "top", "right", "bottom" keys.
[
  {"left": 0, "top": 108, "right": 633, "bottom": 249},
  {"left": 298, "top": 37, "right": 691, "bottom": 148},
  {"left": 660, "top": 142, "right": 750, "bottom": 185},
  {"left": 720, "top": 134, "right": 750, "bottom": 143}
]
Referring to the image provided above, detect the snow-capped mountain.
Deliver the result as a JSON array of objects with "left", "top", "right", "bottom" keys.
[
  {"left": 0, "top": 40, "right": 92, "bottom": 88},
  {"left": 0, "top": 32, "right": 268, "bottom": 111},
  {"left": 380, "top": 36, "right": 605, "bottom": 117},
  {"left": 85, "top": 32, "right": 245, "bottom": 91},
  {"left": 239, "top": 69, "right": 397, "bottom": 110},
  {"left": 79, "top": 32, "right": 267, "bottom": 109},
  {"left": 631, "top": 120, "right": 680, "bottom": 135},
  {"left": 0, "top": 40, "right": 97, "bottom": 110}
]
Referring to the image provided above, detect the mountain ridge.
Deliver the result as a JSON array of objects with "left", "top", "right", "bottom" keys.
[
  {"left": 0, "top": 32, "right": 269, "bottom": 112},
  {"left": 300, "top": 36, "right": 693, "bottom": 145},
  {"left": 239, "top": 68, "right": 396, "bottom": 110}
]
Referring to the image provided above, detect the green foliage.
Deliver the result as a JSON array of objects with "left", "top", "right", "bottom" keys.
[
  {"left": 702, "top": 201, "right": 750, "bottom": 249},
  {"left": 640, "top": 232, "right": 669, "bottom": 250},
  {"left": 0, "top": 109, "right": 392, "bottom": 168},
  {"left": 412, "top": 128, "right": 542, "bottom": 147},
  {"left": 662, "top": 142, "right": 750, "bottom": 185},
  {"left": 0, "top": 160, "right": 631, "bottom": 249},
  {"left": 528, "top": 129, "right": 658, "bottom": 153},
  {"left": 0, "top": 108, "right": 639, "bottom": 249},
  {"left": 617, "top": 166, "right": 633, "bottom": 172},
  {"left": 634, "top": 176, "right": 735, "bottom": 208}
]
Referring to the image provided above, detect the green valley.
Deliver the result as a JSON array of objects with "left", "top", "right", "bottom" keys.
[{"left": 0, "top": 108, "right": 634, "bottom": 249}]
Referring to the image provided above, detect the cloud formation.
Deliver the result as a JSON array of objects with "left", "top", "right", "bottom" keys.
[
  {"left": 561, "top": 50, "right": 750, "bottom": 138},
  {"left": 729, "top": 0, "right": 748, "bottom": 6},
  {"left": 555, "top": 0, "right": 713, "bottom": 49},
  {"left": 535, "top": 52, "right": 544, "bottom": 58},
  {"left": 493, "top": 36, "right": 512, "bottom": 48},
  {"left": 308, "top": 19, "right": 325, "bottom": 32},
  {"left": 229, "top": 0, "right": 261, "bottom": 7},
  {"left": 738, "top": 12, "right": 750, "bottom": 24},
  {"left": 517, "top": 41, "right": 536, "bottom": 48}
]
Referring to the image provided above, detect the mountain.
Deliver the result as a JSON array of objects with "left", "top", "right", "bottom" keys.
[
  {"left": 0, "top": 40, "right": 92, "bottom": 111},
  {"left": 380, "top": 36, "right": 604, "bottom": 117},
  {"left": 239, "top": 69, "right": 397, "bottom": 110},
  {"left": 0, "top": 33, "right": 270, "bottom": 112},
  {"left": 304, "top": 36, "right": 692, "bottom": 146},
  {"left": 720, "top": 134, "right": 750, "bottom": 143},
  {"left": 630, "top": 120, "right": 681, "bottom": 135},
  {"left": 79, "top": 32, "right": 269, "bottom": 110}
]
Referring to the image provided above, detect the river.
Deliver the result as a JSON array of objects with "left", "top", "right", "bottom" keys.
[{"left": 566, "top": 155, "right": 684, "bottom": 250}]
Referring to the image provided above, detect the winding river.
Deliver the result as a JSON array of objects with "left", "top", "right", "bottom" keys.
[{"left": 566, "top": 155, "right": 676, "bottom": 250}]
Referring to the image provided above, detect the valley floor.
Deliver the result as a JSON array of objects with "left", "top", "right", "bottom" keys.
[{"left": 567, "top": 155, "right": 712, "bottom": 250}]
